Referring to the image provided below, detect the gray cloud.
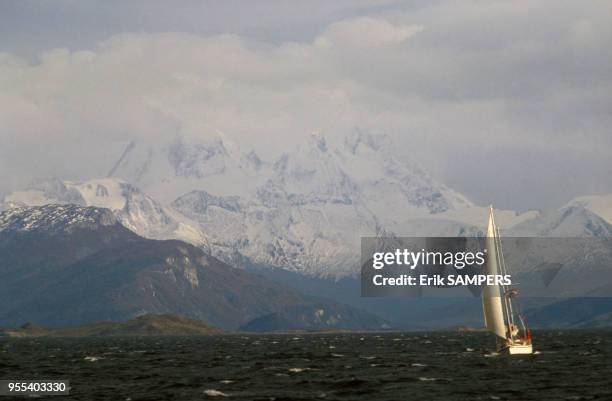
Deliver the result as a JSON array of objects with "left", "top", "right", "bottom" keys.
[{"left": 0, "top": 0, "right": 611, "bottom": 210}]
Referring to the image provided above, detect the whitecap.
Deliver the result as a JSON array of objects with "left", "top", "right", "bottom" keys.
[
  {"left": 484, "top": 352, "right": 499, "bottom": 358},
  {"left": 418, "top": 377, "right": 438, "bottom": 381},
  {"left": 203, "top": 389, "right": 229, "bottom": 397},
  {"left": 331, "top": 353, "right": 344, "bottom": 358},
  {"left": 411, "top": 363, "right": 427, "bottom": 367},
  {"left": 220, "top": 380, "right": 234, "bottom": 384},
  {"left": 465, "top": 348, "right": 475, "bottom": 352},
  {"left": 84, "top": 356, "right": 102, "bottom": 362}
]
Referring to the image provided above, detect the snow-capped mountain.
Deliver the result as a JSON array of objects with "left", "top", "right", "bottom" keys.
[
  {"left": 6, "top": 131, "right": 608, "bottom": 278},
  {"left": 108, "top": 135, "right": 272, "bottom": 203},
  {"left": 494, "top": 206, "right": 612, "bottom": 286},
  {"left": 338, "top": 130, "right": 472, "bottom": 218},
  {"left": 564, "top": 194, "right": 612, "bottom": 225},
  {"left": 162, "top": 131, "right": 486, "bottom": 276},
  {"left": 0, "top": 204, "right": 388, "bottom": 330},
  {"left": 508, "top": 206, "right": 612, "bottom": 237},
  {"left": 172, "top": 188, "right": 374, "bottom": 276},
  {"left": 3, "top": 177, "right": 207, "bottom": 246},
  {"left": 108, "top": 131, "right": 473, "bottom": 214}
]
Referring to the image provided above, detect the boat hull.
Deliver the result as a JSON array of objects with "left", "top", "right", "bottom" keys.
[{"left": 501, "top": 344, "right": 533, "bottom": 355}]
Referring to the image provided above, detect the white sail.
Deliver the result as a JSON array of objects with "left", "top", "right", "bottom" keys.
[{"left": 482, "top": 208, "right": 507, "bottom": 339}]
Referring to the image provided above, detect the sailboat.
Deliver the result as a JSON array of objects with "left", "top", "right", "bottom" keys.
[{"left": 482, "top": 206, "right": 533, "bottom": 355}]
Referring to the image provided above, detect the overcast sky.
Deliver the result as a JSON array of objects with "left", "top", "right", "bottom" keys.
[{"left": 1, "top": 0, "right": 611, "bottom": 210}]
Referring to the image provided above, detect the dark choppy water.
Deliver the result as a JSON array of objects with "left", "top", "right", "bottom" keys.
[{"left": 1, "top": 331, "right": 611, "bottom": 400}]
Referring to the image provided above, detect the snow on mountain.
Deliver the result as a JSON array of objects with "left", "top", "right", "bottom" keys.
[
  {"left": 498, "top": 206, "right": 612, "bottom": 280},
  {"left": 3, "top": 178, "right": 207, "bottom": 246},
  {"left": 102, "top": 130, "right": 568, "bottom": 276},
  {"left": 0, "top": 200, "right": 26, "bottom": 212},
  {"left": 271, "top": 134, "right": 358, "bottom": 206},
  {"left": 172, "top": 189, "right": 376, "bottom": 277},
  {"left": 0, "top": 204, "right": 117, "bottom": 234},
  {"left": 432, "top": 206, "right": 538, "bottom": 230},
  {"left": 509, "top": 206, "right": 612, "bottom": 237},
  {"left": 11, "top": 130, "right": 605, "bottom": 278},
  {"left": 6, "top": 177, "right": 87, "bottom": 207},
  {"left": 108, "top": 135, "right": 271, "bottom": 203},
  {"left": 564, "top": 194, "right": 612, "bottom": 225},
  {"left": 108, "top": 131, "right": 474, "bottom": 213},
  {"left": 159, "top": 131, "right": 487, "bottom": 276},
  {"left": 338, "top": 130, "right": 472, "bottom": 218}
]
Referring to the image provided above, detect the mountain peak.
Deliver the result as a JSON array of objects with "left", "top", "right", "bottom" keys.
[
  {"left": 167, "top": 136, "right": 229, "bottom": 179},
  {"left": 26, "top": 177, "right": 86, "bottom": 205},
  {"left": 309, "top": 132, "right": 328, "bottom": 152},
  {"left": 564, "top": 193, "right": 612, "bottom": 225},
  {"left": 343, "top": 129, "right": 392, "bottom": 155},
  {"left": 242, "top": 150, "right": 264, "bottom": 171},
  {"left": 509, "top": 205, "right": 612, "bottom": 237},
  {"left": 172, "top": 190, "right": 242, "bottom": 214}
]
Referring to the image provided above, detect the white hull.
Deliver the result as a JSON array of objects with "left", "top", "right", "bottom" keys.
[{"left": 501, "top": 344, "right": 533, "bottom": 355}]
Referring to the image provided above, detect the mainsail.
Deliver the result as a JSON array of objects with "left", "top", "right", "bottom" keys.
[
  {"left": 480, "top": 207, "right": 533, "bottom": 354},
  {"left": 482, "top": 208, "right": 507, "bottom": 339}
]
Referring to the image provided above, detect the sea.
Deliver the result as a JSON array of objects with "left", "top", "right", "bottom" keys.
[{"left": 1, "top": 330, "right": 611, "bottom": 400}]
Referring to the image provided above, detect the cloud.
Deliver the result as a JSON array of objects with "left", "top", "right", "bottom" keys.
[
  {"left": 314, "top": 17, "right": 424, "bottom": 48},
  {"left": 0, "top": 1, "right": 611, "bottom": 209}
]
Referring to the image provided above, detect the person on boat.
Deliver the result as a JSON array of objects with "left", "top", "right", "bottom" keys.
[
  {"left": 523, "top": 329, "right": 532, "bottom": 344},
  {"left": 508, "top": 324, "right": 519, "bottom": 338}
]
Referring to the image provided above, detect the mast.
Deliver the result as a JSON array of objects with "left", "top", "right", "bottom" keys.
[
  {"left": 495, "top": 225, "right": 516, "bottom": 338},
  {"left": 482, "top": 206, "right": 507, "bottom": 342}
]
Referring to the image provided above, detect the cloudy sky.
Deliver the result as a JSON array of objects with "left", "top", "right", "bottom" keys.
[{"left": 1, "top": 0, "right": 611, "bottom": 210}]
